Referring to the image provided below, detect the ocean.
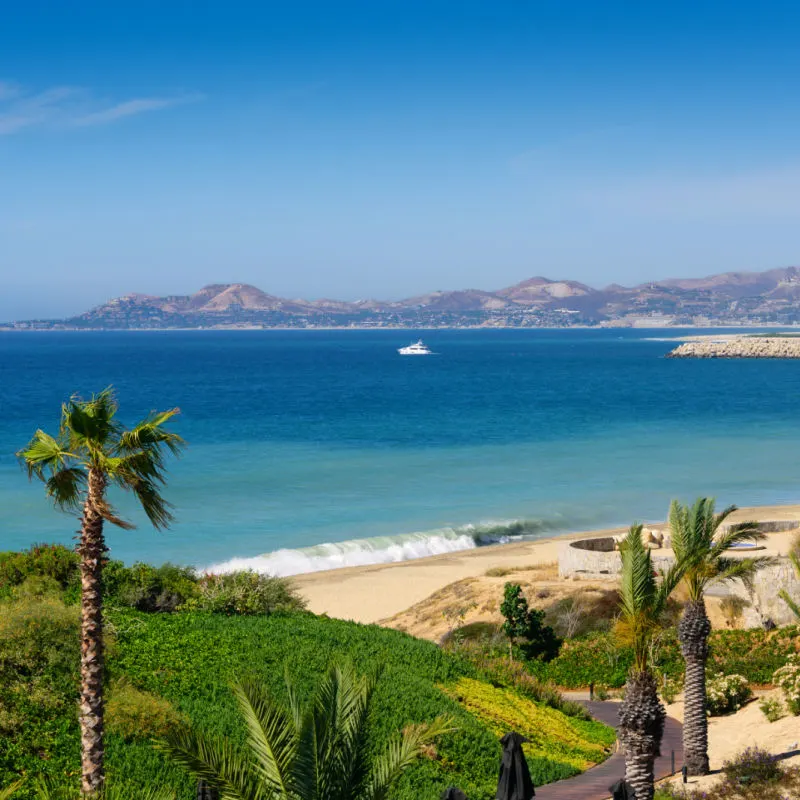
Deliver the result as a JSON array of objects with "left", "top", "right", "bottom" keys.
[{"left": 1, "top": 328, "right": 799, "bottom": 575}]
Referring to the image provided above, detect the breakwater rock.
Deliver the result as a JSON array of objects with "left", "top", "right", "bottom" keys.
[{"left": 667, "top": 337, "right": 800, "bottom": 359}]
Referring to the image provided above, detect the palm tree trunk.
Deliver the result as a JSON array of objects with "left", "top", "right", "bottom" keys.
[
  {"left": 618, "top": 670, "right": 665, "bottom": 800},
  {"left": 78, "top": 468, "right": 107, "bottom": 796},
  {"left": 678, "top": 599, "right": 711, "bottom": 776}
]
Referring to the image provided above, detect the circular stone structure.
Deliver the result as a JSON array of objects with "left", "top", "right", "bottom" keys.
[{"left": 558, "top": 520, "right": 796, "bottom": 580}]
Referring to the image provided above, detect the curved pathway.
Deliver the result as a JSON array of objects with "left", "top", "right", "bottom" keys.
[{"left": 535, "top": 700, "right": 683, "bottom": 800}]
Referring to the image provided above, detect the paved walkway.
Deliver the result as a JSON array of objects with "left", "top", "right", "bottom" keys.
[{"left": 535, "top": 700, "right": 683, "bottom": 800}]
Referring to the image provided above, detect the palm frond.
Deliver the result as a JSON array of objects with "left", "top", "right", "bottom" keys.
[
  {"left": 62, "top": 388, "right": 121, "bottom": 453},
  {"left": 129, "top": 478, "right": 175, "bottom": 529},
  {"left": 157, "top": 726, "right": 268, "bottom": 800},
  {"left": 17, "top": 430, "right": 75, "bottom": 480},
  {"left": 44, "top": 467, "right": 86, "bottom": 511},
  {"left": 0, "top": 780, "right": 23, "bottom": 800},
  {"left": 779, "top": 588, "right": 800, "bottom": 621},
  {"left": 117, "top": 409, "right": 184, "bottom": 458},
  {"left": 709, "top": 521, "right": 764, "bottom": 560},
  {"left": 363, "top": 716, "right": 456, "bottom": 800},
  {"left": 713, "top": 556, "right": 776, "bottom": 590},
  {"left": 653, "top": 559, "right": 685, "bottom": 618},
  {"left": 93, "top": 495, "right": 136, "bottom": 530},
  {"left": 233, "top": 681, "right": 298, "bottom": 797},
  {"left": 618, "top": 524, "right": 654, "bottom": 622},
  {"left": 669, "top": 497, "right": 770, "bottom": 600}
]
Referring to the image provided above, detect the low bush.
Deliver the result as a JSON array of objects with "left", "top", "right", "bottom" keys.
[
  {"left": 103, "top": 561, "right": 200, "bottom": 612},
  {"left": 0, "top": 592, "right": 82, "bottom": 787},
  {"left": 0, "top": 544, "right": 79, "bottom": 599},
  {"left": 106, "top": 679, "right": 187, "bottom": 741},
  {"left": 190, "top": 570, "right": 307, "bottom": 615},
  {"left": 759, "top": 696, "right": 784, "bottom": 722},
  {"left": 706, "top": 674, "right": 752, "bottom": 716},
  {"left": 772, "top": 655, "right": 800, "bottom": 715},
  {"left": 719, "top": 595, "right": 750, "bottom": 628},
  {"left": 659, "top": 674, "right": 683, "bottom": 705},
  {"left": 722, "top": 746, "right": 782, "bottom": 786}
]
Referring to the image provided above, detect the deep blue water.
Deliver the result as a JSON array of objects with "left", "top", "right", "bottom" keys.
[{"left": 1, "top": 328, "right": 799, "bottom": 573}]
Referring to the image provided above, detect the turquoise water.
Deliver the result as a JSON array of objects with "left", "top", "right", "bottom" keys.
[{"left": 1, "top": 329, "right": 799, "bottom": 573}]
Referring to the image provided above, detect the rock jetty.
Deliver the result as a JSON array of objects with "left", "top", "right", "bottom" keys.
[{"left": 667, "top": 336, "right": 800, "bottom": 358}]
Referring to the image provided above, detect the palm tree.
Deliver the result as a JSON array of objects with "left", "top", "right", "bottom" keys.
[
  {"left": 615, "top": 524, "right": 683, "bottom": 800},
  {"left": 669, "top": 498, "right": 769, "bottom": 777},
  {"left": 160, "top": 662, "right": 453, "bottom": 800},
  {"left": 778, "top": 542, "right": 800, "bottom": 620},
  {"left": 18, "top": 388, "right": 184, "bottom": 797}
]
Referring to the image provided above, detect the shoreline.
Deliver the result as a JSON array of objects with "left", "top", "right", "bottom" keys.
[{"left": 293, "top": 503, "right": 800, "bottom": 624}]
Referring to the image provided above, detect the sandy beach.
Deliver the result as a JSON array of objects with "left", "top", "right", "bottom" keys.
[{"left": 294, "top": 504, "right": 800, "bottom": 624}]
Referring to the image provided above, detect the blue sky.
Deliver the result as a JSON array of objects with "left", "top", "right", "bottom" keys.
[{"left": 3, "top": 1, "right": 800, "bottom": 320}]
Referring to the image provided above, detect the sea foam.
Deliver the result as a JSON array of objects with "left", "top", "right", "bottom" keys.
[{"left": 202, "top": 519, "right": 556, "bottom": 577}]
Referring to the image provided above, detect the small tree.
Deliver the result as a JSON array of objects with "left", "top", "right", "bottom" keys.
[{"left": 500, "top": 583, "right": 561, "bottom": 662}]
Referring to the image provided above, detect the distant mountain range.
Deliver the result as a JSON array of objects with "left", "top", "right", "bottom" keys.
[{"left": 7, "top": 267, "right": 800, "bottom": 329}]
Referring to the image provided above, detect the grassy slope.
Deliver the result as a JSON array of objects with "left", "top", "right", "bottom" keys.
[{"left": 96, "top": 610, "right": 610, "bottom": 799}]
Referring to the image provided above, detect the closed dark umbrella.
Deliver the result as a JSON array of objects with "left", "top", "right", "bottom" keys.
[
  {"left": 441, "top": 788, "right": 469, "bottom": 800},
  {"left": 496, "top": 732, "right": 535, "bottom": 800},
  {"left": 609, "top": 778, "right": 637, "bottom": 800},
  {"left": 197, "top": 780, "right": 220, "bottom": 800}
]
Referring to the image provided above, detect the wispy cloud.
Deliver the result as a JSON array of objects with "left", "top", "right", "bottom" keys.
[{"left": 0, "top": 81, "right": 202, "bottom": 135}]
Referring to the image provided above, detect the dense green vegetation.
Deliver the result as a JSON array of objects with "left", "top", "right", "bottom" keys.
[
  {"left": 0, "top": 555, "right": 613, "bottom": 800},
  {"left": 517, "top": 626, "right": 800, "bottom": 689}
]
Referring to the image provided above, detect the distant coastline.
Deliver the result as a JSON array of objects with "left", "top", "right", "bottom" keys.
[{"left": 5, "top": 265, "right": 800, "bottom": 330}]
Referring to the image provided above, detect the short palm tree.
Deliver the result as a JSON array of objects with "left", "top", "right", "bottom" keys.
[
  {"left": 669, "top": 498, "right": 769, "bottom": 776},
  {"left": 615, "top": 524, "right": 683, "bottom": 800},
  {"left": 18, "top": 388, "right": 183, "bottom": 797},
  {"left": 160, "top": 662, "right": 453, "bottom": 800}
]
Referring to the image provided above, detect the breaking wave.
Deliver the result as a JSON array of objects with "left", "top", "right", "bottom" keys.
[{"left": 202, "top": 518, "right": 570, "bottom": 577}]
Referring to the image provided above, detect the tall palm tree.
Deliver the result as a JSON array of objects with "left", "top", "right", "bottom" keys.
[
  {"left": 160, "top": 662, "right": 453, "bottom": 800},
  {"left": 18, "top": 388, "right": 183, "bottom": 797},
  {"left": 615, "top": 524, "right": 683, "bottom": 800},
  {"left": 669, "top": 498, "right": 769, "bottom": 776},
  {"left": 778, "top": 543, "right": 800, "bottom": 620}
]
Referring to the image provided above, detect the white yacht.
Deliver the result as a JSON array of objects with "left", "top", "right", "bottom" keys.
[{"left": 398, "top": 339, "right": 432, "bottom": 355}]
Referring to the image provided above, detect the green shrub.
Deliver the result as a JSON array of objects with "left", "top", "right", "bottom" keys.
[
  {"left": 706, "top": 674, "right": 752, "bottom": 716},
  {"left": 0, "top": 593, "right": 79, "bottom": 692},
  {"left": 759, "top": 697, "right": 784, "bottom": 722},
  {"left": 0, "top": 544, "right": 79, "bottom": 599},
  {"left": 106, "top": 679, "right": 187, "bottom": 741},
  {"left": 191, "top": 570, "right": 306, "bottom": 615},
  {"left": 0, "top": 593, "right": 82, "bottom": 789},
  {"left": 104, "top": 561, "right": 200, "bottom": 612}
]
